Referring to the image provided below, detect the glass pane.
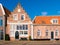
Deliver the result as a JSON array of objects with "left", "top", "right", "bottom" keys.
[
  {"left": 0, "top": 30, "right": 3, "bottom": 40},
  {"left": 24, "top": 31, "right": 28, "bottom": 34},
  {"left": 20, "top": 31, "right": 23, "bottom": 34},
  {"left": 0, "top": 19, "right": 3, "bottom": 26}
]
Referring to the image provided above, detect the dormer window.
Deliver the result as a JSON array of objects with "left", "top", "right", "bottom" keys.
[
  {"left": 21, "top": 15, "right": 25, "bottom": 20},
  {"left": 51, "top": 19, "right": 58, "bottom": 24},
  {"left": 13, "top": 14, "right": 18, "bottom": 20},
  {"left": 52, "top": 19, "right": 58, "bottom": 24}
]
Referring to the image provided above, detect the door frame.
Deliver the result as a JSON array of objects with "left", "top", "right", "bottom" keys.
[
  {"left": 51, "top": 31, "right": 54, "bottom": 40},
  {"left": 15, "top": 31, "right": 19, "bottom": 39}
]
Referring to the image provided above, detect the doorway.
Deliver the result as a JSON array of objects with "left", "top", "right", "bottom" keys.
[
  {"left": 51, "top": 32, "right": 54, "bottom": 39},
  {"left": 15, "top": 31, "right": 19, "bottom": 39}
]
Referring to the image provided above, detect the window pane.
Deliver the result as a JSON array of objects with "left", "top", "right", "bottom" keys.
[
  {"left": 26, "top": 25, "right": 28, "bottom": 30},
  {"left": 17, "top": 25, "right": 19, "bottom": 30},
  {"left": 23, "top": 25, "right": 25, "bottom": 30},
  {"left": 20, "top": 25, "right": 22, "bottom": 30},
  {"left": 55, "top": 30, "right": 58, "bottom": 36},
  {"left": 20, "top": 31, "right": 23, "bottom": 34},
  {"left": 37, "top": 30, "right": 40, "bottom": 36},
  {"left": 46, "top": 30, "right": 48, "bottom": 36},
  {"left": 0, "top": 19, "right": 3, "bottom": 26},
  {"left": 21, "top": 15, "right": 24, "bottom": 20},
  {"left": 24, "top": 31, "right": 28, "bottom": 34},
  {"left": 0, "top": 30, "right": 3, "bottom": 40}
]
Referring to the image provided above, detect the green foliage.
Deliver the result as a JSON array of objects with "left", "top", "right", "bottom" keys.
[
  {"left": 5, "top": 34, "right": 10, "bottom": 41},
  {"left": 29, "top": 36, "right": 31, "bottom": 40}
]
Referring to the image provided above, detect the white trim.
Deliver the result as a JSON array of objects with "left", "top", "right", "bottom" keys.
[
  {"left": 7, "top": 22, "right": 32, "bottom": 24},
  {"left": 32, "top": 16, "right": 36, "bottom": 22},
  {"left": 51, "top": 19, "right": 58, "bottom": 24},
  {"left": 13, "top": 14, "right": 18, "bottom": 20},
  {"left": 31, "top": 24, "right": 33, "bottom": 39},
  {"left": 21, "top": 14, "right": 25, "bottom": 21},
  {"left": 0, "top": 3, "right": 5, "bottom": 15}
]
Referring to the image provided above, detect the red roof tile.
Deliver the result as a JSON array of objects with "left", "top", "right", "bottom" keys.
[{"left": 33, "top": 16, "right": 60, "bottom": 24}]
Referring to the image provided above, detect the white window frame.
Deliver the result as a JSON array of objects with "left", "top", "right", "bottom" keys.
[
  {"left": 51, "top": 19, "right": 58, "bottom": 24},
  {"left": 13, "top": 14, "right": 18, "bottom": 20},
  {"left": 55, "top": 30, "right": 59, "bottom": 36},
  {"left": 21, "top": 14, "right": 25, "bottom": 20},
  {"left": 37, "top": 30, "right": 41, "bottom": 36},
  {"left": 46, "top": 30, "right": 48, "bottom": 36}
]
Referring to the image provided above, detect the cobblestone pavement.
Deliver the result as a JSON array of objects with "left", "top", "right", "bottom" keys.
[{"left": 0, "top": 40, "right": 60, "bottom": 45}]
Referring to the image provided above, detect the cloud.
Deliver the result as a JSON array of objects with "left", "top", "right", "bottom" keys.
[{"left": 41, "top": 12, "right": 47, "bottom": 16}]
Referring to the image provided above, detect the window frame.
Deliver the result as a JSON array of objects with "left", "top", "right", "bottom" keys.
[
  {"left": 46, "top": 30, "right": 48, "bottom": 36},
  {"left": 13, "top": 14, "right": 18, "bottom": 20},
  {"left": 55, "top": 30, "right": 59, "bottom": 36},
  {"left": 37, "top": 30, "right": 41, "bottom": 36},
  {"left": 21, "top": 14, "right": 25, "bottom": 20},
  {"left": 52, "top": 19, "right": 58, "bottom": 24}
]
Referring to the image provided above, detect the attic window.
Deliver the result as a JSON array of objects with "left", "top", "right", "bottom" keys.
[
  {"left": 18, "top": 9, "right": 21, "bottom": 12},
  {"left": 13, "top": 14, "right": 18, "bottom": 20},
  {"left": 51, "top": 19, "right": 58, "bottom": 24}
]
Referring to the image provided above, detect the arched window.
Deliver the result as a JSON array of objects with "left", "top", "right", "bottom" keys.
[
  {"left": 37, "top": 30, "right": 41, "bottom": 36},
  {"left": 46, "top": 30, "right": 48, "bottom": 36},
  {"left": 55, "top": 30, "right": 59, "bottom": 36}
]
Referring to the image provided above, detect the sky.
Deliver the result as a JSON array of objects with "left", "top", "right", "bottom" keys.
[{"left": 0, "top": 0, "right": 60, "bottom": 19}]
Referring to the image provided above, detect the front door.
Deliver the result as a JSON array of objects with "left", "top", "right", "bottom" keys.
[
  {"left": 51, "top": 32, "right": 54, "bottom": 39},
  {"left": 15, "top": 31, "right": 19, "bottom": 39}
]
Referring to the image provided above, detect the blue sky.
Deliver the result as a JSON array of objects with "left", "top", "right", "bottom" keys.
[{"left": 0, "top": 0, "right": 60, "bottom": 19}]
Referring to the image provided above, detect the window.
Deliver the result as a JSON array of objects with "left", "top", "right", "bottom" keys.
[
  {"left": 20, "top": 25, "right": 22, "bottom": 30},
  {"left": 22, "top": 25, "right": 28, "bottom": 30},
  {"left": 13, "top": 14, "right": 18, "bottom": 20},
  {"left": 0, "top": 30, "right": 3, "bottom": 40},
  {"left": 20, "top": 31, "right": 23, "bottom": 34},
  {"left": 23, "top": 25, "right": 25, "bottom": 30},
  {"left": 0, "top": 19, "right": 3, "bottom": 26},
  {"left": 52, "top": 19, "right": 58, "bottom": 24},
  {"left": 17, "top": 25, "right": 28, "bottom": 30},
  {"left": 37, "top": 30, "right": 41, "bottom": 36},
  {"left": 26, "top": 25, "right": 28, "bottom": 30},
  {"left": 46, "top": 30, "right": 48, "bottom": 36},
  {"left": 18, "top": 9, "right": 21, "bottom": 12},
  {"left": 24, "top": 31, "right": 28, "bottom": 35},
  {"left": 21, "top": 15, "right": 24, "bottom": 20},
  {"left": 17, "top": 25, "right": 19, "bottom": 30},
  {"left": 55, "top": 30, "right": 58, "bottom": 36}
]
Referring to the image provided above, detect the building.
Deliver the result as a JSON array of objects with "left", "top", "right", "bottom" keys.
[
  {"left": 0, "top": 3, "right": 11, "bottom": 40},
  {"left": 6, "top": 3, "right": 32, "bottom": 41},
  {"left": 33, "top": 16, "right": 60, "bottom": 40},
  {"left": 0, "top": 3, "right": 5, "bottom": 40},
  {"left": 0, "top": 3, "right": 60, "bottom": 41}
]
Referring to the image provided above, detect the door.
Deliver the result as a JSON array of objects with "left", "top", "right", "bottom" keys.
[
  {"left": 0, "top": 30, "right": 3, "bottom": 40},
  {"left": 51, "top": 32, "right": 54, "bottom": 39},
  {"left": 15, "top": 31, "right": 19, "bottom": 39}
]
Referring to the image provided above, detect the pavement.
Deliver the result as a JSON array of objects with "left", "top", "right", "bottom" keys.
[{"left": 0, "top": 40, "right": 60, "bottom": 45}]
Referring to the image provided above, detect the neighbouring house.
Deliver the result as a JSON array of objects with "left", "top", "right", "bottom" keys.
[
  {"left": 6, "top": 3, "right": 32, "bottom": 41},
  {"left": 33, "top": 16, "right": 60, "bottom": 40},
  {"left": 0, "top": 3, "right": 11, "bottom": 40},
  {"left": 0, "top": 3, "right": 5, "bottom": 40}
]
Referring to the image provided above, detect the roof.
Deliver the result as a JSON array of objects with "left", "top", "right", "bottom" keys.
[
  {"left": 33, "top": 16, "right": 60, "bottom": 25},
  {"left": 0, "top": 3, "right": 5, "bottom": 15},
  {"left": 3, "top": 6, "right": 11, "bottom": 16}
]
